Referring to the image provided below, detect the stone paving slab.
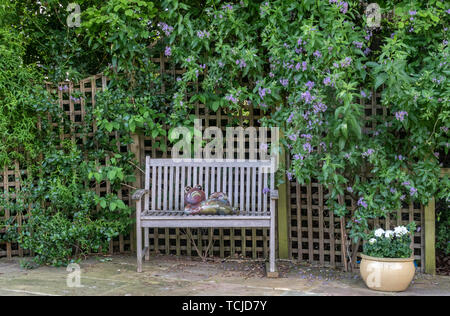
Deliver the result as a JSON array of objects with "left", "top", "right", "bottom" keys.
[{"left": 0, "top": 255, "right": 449, "bottom": 296}]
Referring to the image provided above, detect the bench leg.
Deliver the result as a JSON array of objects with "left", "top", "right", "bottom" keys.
[
  {"left": 144, "top": 228, "right": 150, "bottom": 261},
  {"left": 267, "top": 199, "right": 278, "bottom": 278}
]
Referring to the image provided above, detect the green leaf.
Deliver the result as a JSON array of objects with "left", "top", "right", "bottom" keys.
[{"left": 374, "top": 73, "right": 388, "bottom": 90}]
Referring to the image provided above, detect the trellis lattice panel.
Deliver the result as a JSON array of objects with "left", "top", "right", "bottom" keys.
[
  {"left": 287, "top": 181, "right": 425, "bottom": 271},
  {"left": 0, "top": 163, "right": 30, "bottom": 258}
]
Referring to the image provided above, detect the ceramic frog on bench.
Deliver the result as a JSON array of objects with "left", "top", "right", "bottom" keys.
[{"left": 184, "top": 185, "right": 239, "bottom": 215}]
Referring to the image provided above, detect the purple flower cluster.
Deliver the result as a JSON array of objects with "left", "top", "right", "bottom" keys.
[
  {"left": 280, "top": 79, "right": 289, "bottom": 87},
  {"left": 159, "top": 23, "right": 174, "bottom": 36},
  {"left": 58, "top": 85, "right": 69, "bottom": 92},
  {"left": 313, "top": 50, "right": 322, "bottom": 59},
  {"left": 258, "top": 87, "right": 271, "bottom": 99},
  {"left": 357, "top": 197, "right": 368, "bottom": 208},
  {"left": 323, "top": 77, "right": 332, "bottom": 86},
  {"left": 313, "top": 102, "right": 327, "bottom": 114},
  {"left": 353, "top": 41, "right": 363, "bottom": 49},
  {"left": 165, "top": 46, "right": 172, "bottom": 57},
  {"left": 69, "top": 95, "right": 82, "bottom": 102},
  {"left": 305, "top": 81, "right": 315, "bottom": 90},
  {"left": 301, "top": 91, "right": 315, "bottom": 104},
  {"left": 262, "top": 187, "right": 270, "bottom": 194},
  {"left": 222, "top": 4, "right": 233, "bottom": 10},
  {"left": 362, "top": 149, "right": 375, "bottom": 157},
  {"left": 288, "top": 134, "right": 297, "bottom": 141},
  {"left": 236, "top": 59, "right": 247, "bottom": 69},
  {"left": 197, "top": 30, "right": 211, "bottom": 39},
  {"left": 225, "top": 94, "right": 238, "bottom": 103},
  {"left": 395, "top": 111, "right": 408, "bottom": 122},
  {"left": 293, "top": 154, "right": 304, "bottom": 161},
  {"left": 287, "top": 112, "right": 295, "bottom": 123},
  {"left": 340, "top": 57, "right": 352, "bottom": 68},
  {"left": 303, "top": 142, "right": 313, "bottom": 153},
  {"left": 329, "top": 0, "right": 348, "bottom": 14}
]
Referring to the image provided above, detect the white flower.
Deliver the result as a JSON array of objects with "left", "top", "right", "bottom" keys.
[
  {"left": 374, "top": 228, "right": 385, "bottom": 237},
  {"left": 385, "top": 230, "right": 394, "bottom": 238},
  {"left": 394, "top": 226, "right": 408, "bottom": 237},
  {"left": 369, "top": 238, "right": 377, "bottom": 244}
]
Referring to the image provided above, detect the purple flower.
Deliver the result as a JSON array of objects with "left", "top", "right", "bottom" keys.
[
  {"left": 395, "top": 111, "right": 408, "bottom": 122},
  {"left": 409, "top": 10, "right": 417, "bottom": 16},
  {"left": 305, "top": 81, "right": 315, "bottom": 90},
  {"left": 347, "top": 186, "right": 353, "bottom": 193},
  {"left": 301, "top": 91, "right": 315, "bottom": 104},
  {"left": 287, "top": 112, "right": 295, "bottom": 123},
  {"left": 225, "top": 94, "right": 238, "bottom": 104},
  {"left": 402, "top": 181, "right": 411, "bottom": 186},
  {"left": 263, "top": 187, "right": 270, "bottom": 194},
  {"left": 260, "top": 143, "right": 268, "bottom": 151},
  {"left": 236, "top": 59, "right": 247, "bottom": 69},
  {"left": 362, "top": 149, "right": 375, "bottom": 157},
  {"left": 390, "top": 188, "right": 396, "bottom": 194},
  {"left": 303, "top": 142, "right": 313, "bottom": 153},
  {"left": 353, "top": 41, "right": 363, "bottom": 49},
  {"left": 302, "top": 61, "right": 307, "bottom": 71},
  {"left": 288, "top": 134, "right": 297, "bottom": 141},
  {"left": 313, "top": 50, "right": 322, "bottom": 58},
  {"left": 222, "top": 4, "right": 233, "bottom": 10},
  {"left": 293, "top": 154, "right": 303, "bottom": 160},
  {"left": 280, "top": 79, "right": 289, "bottom": 87},
  {"left": 323, "top": 77, "right": 331, "bottom": 86},
  {"left": 164, "top": 46, "right": 172, "bottom": 57},
  {"left": 159, "top": 22, "right": 174, "bottom": 36},
  {"left": 361, "top": 91, "right": 367, "bottom": 98},
  {"left": 410, "top": 187, "right": 418, "bottom": 196},
  {"left": 313, "top": 102, "right": 327, "bottom": 113},
  {"left": 258, "top": 87, "right": 271, "bottom": 99},
  {"left": 340, "top": 57, "right": 352, "bottom": 67},
  {"left": 286, "top": 172, "right": 293, "bottom": 181},
  {"left": 357, "top": 197, "right": 368, "bottom": 209}
]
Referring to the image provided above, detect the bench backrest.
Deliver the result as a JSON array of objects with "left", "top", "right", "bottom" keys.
[{"left": 144, "top": 157, "right": 275, "bottom": 214}]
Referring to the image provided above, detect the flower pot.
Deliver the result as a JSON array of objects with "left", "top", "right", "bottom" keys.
[{"left": 360, "top": 254, "right": 415, "bottom": 292}]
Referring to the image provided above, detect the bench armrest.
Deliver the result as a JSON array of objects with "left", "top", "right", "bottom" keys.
[
  {"left": 132, "top": 189, "right": 148, "bottom": 201},
  {"left": 270, "top": 189, "right": 279, "bottom": 200}
]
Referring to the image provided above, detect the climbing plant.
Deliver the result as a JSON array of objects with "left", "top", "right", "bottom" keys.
[{"left": 0, "top": 0, "right": 448, "bottom": 267}]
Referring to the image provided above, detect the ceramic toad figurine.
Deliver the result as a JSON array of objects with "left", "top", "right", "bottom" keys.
[{"left": 184, "top": 185, "right": 238, "bottom": 215}]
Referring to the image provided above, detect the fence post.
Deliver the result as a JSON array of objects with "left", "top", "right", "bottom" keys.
[
  {"left": 277, "top": 132, "right": 289, "bottom": 259},
  {"left": 424, "top": 197, "right": 435, "bottom": 275},
  {"left": 130, "top": 133, "right": 142, "bottom": 254}
]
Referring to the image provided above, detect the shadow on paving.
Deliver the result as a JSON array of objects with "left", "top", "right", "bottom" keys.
[{"left": 0, "top": 255, "right": 449, "bottom": 296}]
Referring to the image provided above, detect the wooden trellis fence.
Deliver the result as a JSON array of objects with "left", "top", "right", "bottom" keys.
[{"left": 0, "top": 55, "right": 429, "bottom": 271}]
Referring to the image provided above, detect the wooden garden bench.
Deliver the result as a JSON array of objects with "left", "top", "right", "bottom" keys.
[{"left": 132, "top": 156, "right": 279, "bottom": 277}]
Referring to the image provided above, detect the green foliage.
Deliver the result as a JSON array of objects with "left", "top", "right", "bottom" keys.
[
  {"left": 363, "top": 223, "right": 416, "bottom": 259},
  {"left": 161, "top": 0, "right": 449, "bottom": 243}
]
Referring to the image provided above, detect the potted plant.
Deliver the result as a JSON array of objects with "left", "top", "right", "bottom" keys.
[{"left": 360, "top": 223, "right": 416, "bottom": 292}]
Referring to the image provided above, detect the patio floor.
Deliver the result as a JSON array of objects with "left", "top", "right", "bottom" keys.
[{"left": 0, "top": 254, "right": 448, "bottom": 296}]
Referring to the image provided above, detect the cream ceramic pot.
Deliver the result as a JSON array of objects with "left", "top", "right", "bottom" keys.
[{"left": 360, "top": 254, "right": 415, "bottom": 292}]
